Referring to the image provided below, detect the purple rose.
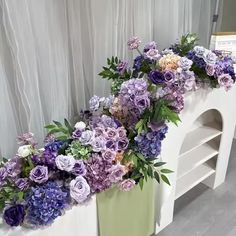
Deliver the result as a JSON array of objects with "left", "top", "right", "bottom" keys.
[
  {"left": 29, "top": 166, "right": 48, "bottom": 183},
  {"left": 117, "top": 138, "right": 129, "bottom": 151},
  {"left": 218, "top": 73, "right": 234, "bottom": 91},
  {"left": 0, "top": 167, "right": 7, "bottom": 186},
  {"left": 105, "top": 140, "right": 118, "bottom": 151},
  {"left": 72, "top": 129, "right": 82, "bottom": 139},
  {"left": 72, "top": 160, "right": 87, "bottom": 176},
  {"left": 89, "top": 95, "right": 100, "bottom": 111},
  {"left": 91, "top": 137, "right": 105, "bottom": 152},
  {"left": 119, "top": 179, "right": 136, "bottom": 192},
  {"left": 205, "top": 64, "right": 215, "bottom": 76},
  {"left": 178, "top": 57, "right": 193, "bottom": 70},
  {"left": 117, "top": 61, "right": 128, "bottom": 75},
  {"left": 109, "top": 164, "right": 125, "bottom": 183},
  {"left": 164, "top": 70, "right": 176, "bottom": 84},
  {"left": 79, "top": 130, "right": 94, "bottom": 145},
  {"left": 149, "top": 71, "right": 165, "bottom": 84},
  {"left": 55, "top": 155, "right": 75, "bottom": 172},
  {"left": 127, "top": 36, "right": 141, "bottom": 50},
  {"left": 204, "top": 51, "right": 217, "bottom": 65},
  {"left": 94, "top": 127, "right": 105, "bottom": 137},
  {"left": 15, "top": 178, "right": 29, "bottom": 190},
  {"left": 3, "top": 204, "right": 25, "bottom": 226},
  {"left": 145, "top": 49, "right": 160, "bottom": 60},
  {"left": 102, "top": 150, "right": 116, "bottom": 162},
  {"left": 70, "top": 176, "right": 90, "bottom": 203},
  {"left": 101, "top": 115, "right": 117, "bottom": 128},
  {"left": 117, "top": 127, "right": 127, "bottom": 138},
  {"left": 193, "top": 46, "right": 206, "bottom": 57},
  {"left": 105, "top": 128, "right": 118, "bottom": 140},
  {"left": 5, "top": 157, "right": 21, "bottom": 178},
  {"left": 134, "top": 95, "right": 150, "bottom": 112},
  {"left": 144, "top": 41, "right": 157, "bottom": 52}
]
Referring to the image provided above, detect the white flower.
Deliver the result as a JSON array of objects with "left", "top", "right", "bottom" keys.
[
  {"left": 17, "top": 145, "right": 32, "bottom": 157},
  {"left": 55, "top": 155, "right": 76, "bottom": 172},
  {"left": 74, "top": 121, "right": 86, "bottom": 130}
]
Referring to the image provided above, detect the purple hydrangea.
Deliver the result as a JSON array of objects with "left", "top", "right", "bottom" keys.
[
  {"left": 134, "top": 125, "right": 168, "bottom": 158},
  {"left": 133, "top": 55, "right": 143, "bottom": 70},
  {"left": 26, "top": 182, "right": 68, "bottom": 226},
  {"left": 85, "top": 153, "right": 113, "bottom": 193},
  {"left": 70, "top": 176, "right": 90, "bottom": 203},
  {"left": 3, "top": 204, "right": 25, "bottom": 227},
  {"left": 29, "top": 166, "right": 48, "bottom": 184}
]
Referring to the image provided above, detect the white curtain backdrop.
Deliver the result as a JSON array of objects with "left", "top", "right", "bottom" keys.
[{"left": 0, "top": 0, "right": 220, "bottom": 158}]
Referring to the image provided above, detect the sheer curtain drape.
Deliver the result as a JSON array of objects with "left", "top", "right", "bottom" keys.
[{"left": 0, "top": 0, "right": 220, "bottom": 158}]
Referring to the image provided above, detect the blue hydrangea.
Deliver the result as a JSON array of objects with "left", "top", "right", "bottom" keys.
[
  {"left": 187, "top": 51, "right": 206, "bottom": 69},
  {"left": 25, "top": 182, "right": 68, "bottom": 226},
  {"left": 134, "top": 125, "right": 168, "bottom": 158}
]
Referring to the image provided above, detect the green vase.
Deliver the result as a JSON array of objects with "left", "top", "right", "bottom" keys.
[{"left": 96, "top": 179, "right": 155, "bottom": 236}]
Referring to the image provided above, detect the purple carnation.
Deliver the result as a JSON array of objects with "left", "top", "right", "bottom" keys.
[
  {"left": 149, "top": 71, "right": 165, "bottom": 84},
  {"left": 70, "top": 176, "right": 90, "bottom": 203},
  {"left": 119, "top": 179, "right": 136, "bottom": 192},
  {"left": 3, "top": 204, "right": 25, "bottom": 227},
  {"left": 29, "top": 165, "right": 48, "bottom": 184}
]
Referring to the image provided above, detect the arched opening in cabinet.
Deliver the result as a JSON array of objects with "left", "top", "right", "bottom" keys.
[{"left": 175, "top": 109, "right": 223, "bottom": 200}]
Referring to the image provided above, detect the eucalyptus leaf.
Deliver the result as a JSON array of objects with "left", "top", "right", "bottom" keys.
[{"left": 161, "top": 174, "right": 171, "bottom": 185}]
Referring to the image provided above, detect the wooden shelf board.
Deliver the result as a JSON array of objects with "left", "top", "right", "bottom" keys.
[
  {"left": 180, "top": 122, "right": 222, "bottom": 155},
  {"left": 175, "top": 163, "right": 215, "bottom": 200},
  {"left": 178, "top": 141, "right": 218, "bottom": 179}
]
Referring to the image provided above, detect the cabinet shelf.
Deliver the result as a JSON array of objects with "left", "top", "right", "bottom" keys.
[
  {"left": 178, "top": 141, "right": 219, "bottom": 179},
  {"left": 180, "top": 122, "right": 222, "bottom": 155},
  {"left": 175, "top": 162, "right": 215, "bottom": 200}
]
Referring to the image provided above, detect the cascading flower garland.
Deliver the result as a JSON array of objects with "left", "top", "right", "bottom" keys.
[{"left": 0, "top": 34, "right": 235, "bottom": 228}]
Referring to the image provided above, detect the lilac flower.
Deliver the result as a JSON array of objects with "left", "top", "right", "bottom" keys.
[
  {"left": 119, "top": 179, "right": 136, "bottom": 192},
  {"left": 109, "top": 164, "right": 125, "bottom": 183},
  {"left": 17, "top": 132, "right": 37, "bottom": 147},
  {"left": 26, "top": 182, "right": 68, "bottom": 226},
  {"left": 29, "top": 165, "right": 48, "bottom": 184},
  {"left": 218, "top": 73, "right": 234, "bottom": 91},
  {"left": 204, "top": 51, "right": 217, "bottom": 65},
  {"left": 149, "top": 71, "right": 165, "bottom": 84},
  {"left": 102, "top": 150, "right": 116, "bottom": 162},
  {"left": 70, "top": 176, "right": 90, "bottom": 203},
  {"left": 85, "top": 153, "right": 113, "bottom": 193},
  {"left": 164, "top": 70, "right": 176, "bottom": 84},
  {"left": 55, "top": 155, "right": 75, "bottom": 172},
  {"left": 144, "top": 41, "right": 157, "bottom": 52},
  {"left": 15, "top": 178, "right": 29, "bottom": 190},
  {"left": 89, "top": 95, "right": 100, "bottom": 111},
  {"left": 3, "top": 204, "right": 25, "bottom": 227},
  {"left": 205, "top": 64, "right": 215, "bottom": 76},
  {"left": 145, "top": 49, "right": 160, "bottom": 60},
  {"left": 72, "top": 160, "right": 87, "bottom": 176},
  {"left": 79, "top": 130, "right": 94, "bottom": 145},
  {"left": 90, "top": 137, "right": 105, "bottom": 152},
  {"left": 178, "top": 57, "right": 193, "bottom": 70},
  {"left": 127, "top": 36, "right": 141, "bottom": 50},
  {"left": 117, "top": 61, "right": 128, "bottom": 75}
]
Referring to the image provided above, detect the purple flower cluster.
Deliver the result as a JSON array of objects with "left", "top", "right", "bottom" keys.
[
  {"left": 26, "top": 182, "right": 68, "bottom": 226},
  {"left": 134, "top": 125, "right": 168, "bottom": 158}
]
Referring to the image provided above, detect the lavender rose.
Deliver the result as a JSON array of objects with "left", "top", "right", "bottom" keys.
[
  {"left": 72, "top": 129, "right": 82, "bottom": 139},
  {"left": 29, "top": 165, "right": 48, "bottom": 183},
  {"left": 102, "top": 150, "right": 116, "bottom": 162},
  {"left": 117, "top": 138, "right": 129, "bottom": 151},
  {"left": 145, "top": 49, "right": 160, "bottom": 60},
  {"left": 144, "top": 41, "right": 157, "bottom": 52},
  {"left": 134, "top": 95, "right": 150, "bottom": 112},
  {"left": 205, "top": 64, "right": 215, "bottom": 76},
  {"left": 204, "top": 51, "right": 217, "bottom": 65},
  {"left": 109, "top": 164, "right": 125, "bottom": 183},
  {"left": 117, "top": 61, "right": 128, "bottom": 75},
  {"left": 178, "top": 57, "right": 193, "bottom": 70},
  {"left": 90, "top": 137, "right": 105, "bottom": 152},
  {"left": 89, "top": 95, "right": 100, "bottom": 111},
  {"left": 55, "top": 155, "right": 75, "bottom": 172},
  {"left": 117, "top": 127, "right": 127, "bottom": 138},
  {"left": 15, "top": 178, "right": 29, "bottom": 190},
  {"left": 164, "top": 70, "right": 176, "bottom": 84},
  {"left": 70, "top": 176, "right": 90, "bottom": 203},
  {"left": 79, "top": 130, "right": 94, "bottom": 145},
  {"left": 127, "top": 36, "right": 141, "bottom": 50},
  {"left": 3, "top": 204, "right": 25, "bottom": 227},
  {"left": 193, "top": 46, "right": 206, "bottom": 58},
  {"left": 105, "top": 128, "right": 118, "bottom": 140},
  {"left": 218, "top": 73, "right": 234, "bottom": 91},
  {"left": 72, "top": 160, "right": 87, "bottom": 176},
  {"left": 119, "top": 179, "right": 136, "bottom": 192}
]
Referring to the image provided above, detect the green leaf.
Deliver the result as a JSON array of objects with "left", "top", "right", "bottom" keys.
[
  {"left": 147, "top": 165, "right": 153, "bottom": 178},
  {"left": 44, "top": 124, "right": 56, "bottom": 129},
  {"left": 17, "top": 191, "right": 24, "bottom": 200},
  {"left": 154, "top": 162, "right": 166, "bottom": 167},
  {"left": 161, "top": 169, "right": 174, "bottom": 174},
  {"left": 47, "top": 128, "right": 61, "bottom": 135},
  {"left": 154, "top": 171, "right": 160, "bottom": 183},
  {"left": 161, "top": 174, "right": 171, "bottom": 185},
  {"left": 64, "top": 119, "right": 73, "bottom": 134},
  {"left": 139, "top": 178, "right": 144, "bottom": 190},
  {"left": 135, "top": 119, "right": 144, "bottom": 130},
  {"left": 53, "top": 120, "right": 63, "bottom": 127}
]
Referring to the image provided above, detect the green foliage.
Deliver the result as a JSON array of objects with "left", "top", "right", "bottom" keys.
[
  {"left": 66, "top": 141, "right": 91, "bottom": 160},
  {"left": 45, "top": 119, "right": 73, "bottom": 140},
  {"left": 172, "top": 33, "right": 198, "bottom": 56}
]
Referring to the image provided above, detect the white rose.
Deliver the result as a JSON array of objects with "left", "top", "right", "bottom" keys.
[
  {"left": 74, "top": 121, "right": 86, "bottom": 130},
  {"left": 17, "top": 145, "right": 32, "bottom": 157}
]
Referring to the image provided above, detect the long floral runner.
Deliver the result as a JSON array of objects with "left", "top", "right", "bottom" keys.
[{"left": 0, "top": 34, "right": 235, "bottom": 228}]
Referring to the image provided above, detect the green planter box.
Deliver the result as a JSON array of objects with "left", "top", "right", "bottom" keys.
[{"left": 96, "top": 180, "right": 155, "bottom": 236}]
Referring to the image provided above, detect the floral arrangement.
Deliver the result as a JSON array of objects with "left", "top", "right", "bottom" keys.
[{"left": 0, "top": 34, "right": 235, "bottom": 228}]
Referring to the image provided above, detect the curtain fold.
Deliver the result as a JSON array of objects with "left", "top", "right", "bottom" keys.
[{"left": 0, "top": 0, "right": 217, "bottom": 158}]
